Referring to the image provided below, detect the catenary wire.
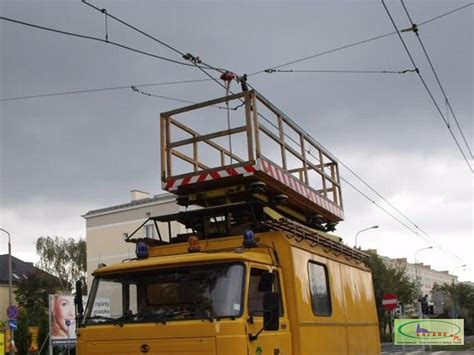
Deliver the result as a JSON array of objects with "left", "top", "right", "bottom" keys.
[
  {"left": 132, "top": 86, "right": 245, "bottom": 111},
  {"left": 81, "top": 0, "right": 228, "bottom": 75},
  {"left": 381, "top": 1, "right": 473, "bottom": 173},
  {"left": 0, "top": 16, "right": 211, "bottom": 70},
  {"left": 264, "top": 69, "right": 417, "bottom": 74},
  {"left": 418, "top": 2, "right": 473, "bottom": 26},
  {"left": 248, "top": 2, "right": 474, "bottom": 76},
  {"left": 400, "top": 0, "right": 473, "bottom": 158},
  {"left": 0, "top": 79, "right": 214, "bottom": 102}
]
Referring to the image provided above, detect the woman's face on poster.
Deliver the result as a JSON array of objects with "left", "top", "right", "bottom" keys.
[{"left": 55, "top": 295, "right": 75, "bottom": 331}]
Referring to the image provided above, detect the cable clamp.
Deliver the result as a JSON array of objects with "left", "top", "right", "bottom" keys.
[
  {"left": 239, "top": 74, "right": 248, "bottom": 92},
  {"left": 183, "top": 53, "right": 202, "bottom": 64},
  {"left": 264, "top": 69, "right": 276, "bottom": 73},
  {"left": 401, "top": 23, "right": 419, "bottom": 33}
]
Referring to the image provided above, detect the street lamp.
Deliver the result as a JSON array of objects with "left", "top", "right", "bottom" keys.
[
  {"left": 0, "top": 228, "right": 13, "bottom": 355},
  {"left": 354, "top": 225, "right": 379, "bottom": 248}
]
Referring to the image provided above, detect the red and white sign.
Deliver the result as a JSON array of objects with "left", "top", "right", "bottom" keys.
[{"left": 382, "top": 293, "right": 398, "bottom": 311}]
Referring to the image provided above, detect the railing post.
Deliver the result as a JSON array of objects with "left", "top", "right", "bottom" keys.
[
  {"left": 252, "top": 92, "right": 261, "bottom": 160},
  {"left": 244, "top": 91, "right": 254, "bottom": 162},
  {"left": 278, "top": 115, "right": 287, "bottom": 171}
]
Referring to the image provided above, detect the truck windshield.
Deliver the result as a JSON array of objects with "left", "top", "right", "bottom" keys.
[{"left": 84, "top": 262, "right": 244, "bottom": 325}]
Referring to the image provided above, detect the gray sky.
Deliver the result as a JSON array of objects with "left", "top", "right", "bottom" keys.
[{"left": 1, "top": 0, "right": 472, "bottom": 281}]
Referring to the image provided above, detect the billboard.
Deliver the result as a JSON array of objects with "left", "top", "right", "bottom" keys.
[
  {"left": 49, "top": 294, "right": 76, "bottom": 346},
  {"left": 394, "top": 319, "right": 464, "bottom": 345},
  {"left": 49, "top": 294, "right": 111, "bottom": 346}
]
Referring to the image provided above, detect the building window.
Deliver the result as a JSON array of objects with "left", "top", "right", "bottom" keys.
[
  {"left": 308, "top": 261, "right": 332, "bottom": 316},
  {"left": 145, "top": 224, "right": 155, "bottom": 239}
]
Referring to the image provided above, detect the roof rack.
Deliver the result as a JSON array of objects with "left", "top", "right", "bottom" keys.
[{"left": 263, "top": 218, "right": 368, "bottom": 263}]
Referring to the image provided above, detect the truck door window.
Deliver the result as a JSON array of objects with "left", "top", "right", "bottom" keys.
[
  {"left": 308, "top": 261, "right": 332, "bottom": 316},
  {"left": 248, "top": 268, "right": 283, "bottom": 316}
]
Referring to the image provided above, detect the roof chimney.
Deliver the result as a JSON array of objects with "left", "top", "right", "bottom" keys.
[{"left": 131, "top": 190, "right": 150, "bottom": 201}]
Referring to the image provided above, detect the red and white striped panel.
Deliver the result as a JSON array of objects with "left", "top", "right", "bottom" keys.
[
  {"left": 259, "top": 158, "right": 344, "bottom": 220},
  {"left": 164, "top": 164, "right": 257, "bottom": 191}
]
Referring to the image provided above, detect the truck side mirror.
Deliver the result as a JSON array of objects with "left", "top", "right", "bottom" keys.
[
  {"left": 258, "top": 272, "right": 275, "bottom": 292},
  {"left": 263, "top": 292, "right": 280, "bottom": 331}
]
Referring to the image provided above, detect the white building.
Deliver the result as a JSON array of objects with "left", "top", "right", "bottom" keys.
[
  {"left": 387, "top": 258, "right": 457, "bottom": 298},
  {"left": 82, "top": 190, "right": 183, "bottom": 287}
]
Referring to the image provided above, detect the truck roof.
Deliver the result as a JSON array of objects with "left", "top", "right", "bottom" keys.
[{"left": 92, "top": 249, "right": 274, "bottom": 277}]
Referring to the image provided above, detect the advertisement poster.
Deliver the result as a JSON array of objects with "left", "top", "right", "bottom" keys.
[
  {"left": 49, "top": 294, "right": 111, "bottom": 347},
  {"left": 394, "top": 319, "right": 464, "bottom": 345},
  {"left": 49, "top": 294, "right": 76, "bottom": 346}
]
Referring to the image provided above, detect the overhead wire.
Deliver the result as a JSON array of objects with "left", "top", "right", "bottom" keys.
[
  {"left": 417, "top": 2, "right": 473, "bottom": 26},
  {"left": 248, "top": 2, "right": 473, "bottom": 76},
  {"left": 400, "top": 0, "right": 473, "bottom": 159},
  {"left": 264, "top": 69, "right": 417, "bottom": 74},
  {"left": 81, "top": 0, "right": 228, "bottom": 75},
  {"left": 380, "top": 0, "right": 473, "bottom": 173},
  {"left": 0, "top": 16, "right": 211, "bottom": 70},
  {"left": 132, "top": 86, "right": 245, "bottom": 111},
  {"left": 81, "top": 0, "right": 246, "bottom": 157},
  {"left": 0, "top": 78, "right": 214, "bottom": 102}
]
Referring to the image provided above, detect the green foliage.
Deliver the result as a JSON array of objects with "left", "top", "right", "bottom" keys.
[
  {"left": 15, "top": 308, "right": 31, "bottom": 355},
  {"left": 14, "top": 271, "right": 63, "bottom": 354},
  {"left": 364, "top": 251, "right": 417, "bottom": 335},
  {"left": 433, "top": 282, "right": 474, "bottom": 335},
  {"left": 36, "top": 236, "right": 87, "bottom": 290},
  {"left": 15, "top": 271, "right": 63, "bottom": 311}
]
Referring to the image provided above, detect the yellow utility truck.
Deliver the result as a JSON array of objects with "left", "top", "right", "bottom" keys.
[{"left": 76, "top": 90, "right": 380, "bottom": 354}]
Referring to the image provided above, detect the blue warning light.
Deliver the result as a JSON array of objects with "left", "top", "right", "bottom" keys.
[
  {"left": 136, "top": 241, "right": 149, "bottom": 259},
  {"left": 243, "top": 229, "right": 257, "bottom": 248}
]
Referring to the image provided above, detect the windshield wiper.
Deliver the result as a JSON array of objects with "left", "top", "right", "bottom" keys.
[
  {"left": 84, "top": 315, "right": 124, "bottom": 327},
  {"left": 215, "top": 315, "right": 237, "bottom": 321},
  {"left": 191, "top": 309, "right": 215, "bottom": 323},
  {"left": 134, "top": 311, "right": 173, "bottom": 325}
]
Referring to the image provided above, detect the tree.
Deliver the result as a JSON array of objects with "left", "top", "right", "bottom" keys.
[
  {"left": 364, "top": 251, "right": 417, "bottom": 337},
  {"left": 433, "top": 282, "right": 474, "bottom": 335},
  {"left": 14, "top": 271, "right": 63, "bottom": 354},
  {"left": 36, "top": 236, "right": 86, "bottom": 290}
]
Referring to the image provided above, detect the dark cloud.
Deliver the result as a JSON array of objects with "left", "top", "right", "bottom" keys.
[{"left": 1, "top": 1, "right": 472, "bottom": 279}]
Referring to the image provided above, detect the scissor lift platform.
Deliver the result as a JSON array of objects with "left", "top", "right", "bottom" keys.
[{"left": 161, "top": 90, "right": 344, "bottom": 229}]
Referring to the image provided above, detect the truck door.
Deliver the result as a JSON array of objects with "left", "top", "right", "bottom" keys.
[{"left": 246, "top": 266, "right": 291, "bottom": 355}]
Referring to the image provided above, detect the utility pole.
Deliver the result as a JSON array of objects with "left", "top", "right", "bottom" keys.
[{"left": 0, "top": 228, "right": 14, "bottom": 355}]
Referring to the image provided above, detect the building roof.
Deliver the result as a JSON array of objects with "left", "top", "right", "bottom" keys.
[
  {"left": 83, "top": 193, "right": 175, "bottom": 218},
  {"left": 0, "top": 254, "right": 59, "bottom": 284}
]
